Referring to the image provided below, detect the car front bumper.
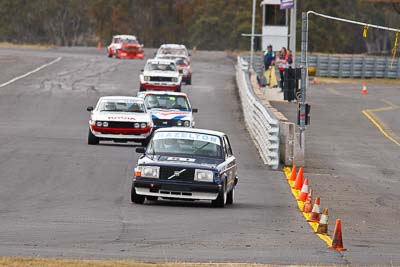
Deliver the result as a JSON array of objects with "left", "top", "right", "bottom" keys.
[
  {"left": 90, "top": 125, "right": 152, "bottom": 140},
  {"left": 134, "top": 179, "right": 221, "bottom": 200}
]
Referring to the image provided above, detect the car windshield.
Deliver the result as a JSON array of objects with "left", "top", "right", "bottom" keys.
[
  {"left": 114, "top": 38, "right": 138, "bottom": 44},
  {"left": 147, "top": 131, "right": 222, "bottom": 158},
  {"left": 144, "top": 95, "right": 190, "bottom": 110},
  {"left": 98, "top": 99, "right": 145, "bottom": 113},
  {"left": 159, "top": 48, "right": 187, "bottom": 56},
  {"left": 145, "top": 62, "right": 176, "bottom": 71}
]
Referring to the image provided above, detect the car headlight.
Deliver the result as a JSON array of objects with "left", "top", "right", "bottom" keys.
[
  {"left": 172, "top": 77, "right": 178, "bottom": 82},
  {"left": 103, "top": 121, "right": 109, "bottom": 127},
  {"left": 141, "top": 166, "right": 160, "bottom": 179},
  {"left": 134, "top": 123, "right": 140, "bottom": 128},
  {"left": 194, "top": 169, "right": 214, "bottom": 182},
  {"left": 176, "top": 120, "right": 183, "bottom": 126},
  {"left": 183, "top": 120, "right": 190, "bottom": 127},
  {"left": 144, "top": 76, "right": 150, "bottom": 81},
  {"left": 140, "top": 122, "right": 147, "bottom": 128},
  {"left": 96, "top": 121, "right": 102, "bottom": 127}
]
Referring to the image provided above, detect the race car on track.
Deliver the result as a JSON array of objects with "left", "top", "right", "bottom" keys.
[
  {"left": 156, "top": 56, "right": 192, "bottom": 85},
  {"left": 131, "top": 128, "right": 238, "bottom": 207},
  {"left": 87, "top": 96, "right": 153, "bottom": 145},
  {"left": 137, "top": 91, "right": 197, "bottom": 129},
  {"left": 155, "top": 44, "right": 190, "bottom": 61},
  {"left": 107, "top": 35, "right": 144, "bottom": 59},
  {"left": 139, "top": 58, "right": 182, "bottom": 92}
]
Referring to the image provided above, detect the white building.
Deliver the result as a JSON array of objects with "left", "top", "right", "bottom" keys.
[{"left": 261, "top": 0, "right": 289, "bottom": 51}]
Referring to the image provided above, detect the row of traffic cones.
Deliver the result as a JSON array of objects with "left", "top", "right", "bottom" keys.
[{"left": 288, "top": 164, "right": 347, "bottom": 251}]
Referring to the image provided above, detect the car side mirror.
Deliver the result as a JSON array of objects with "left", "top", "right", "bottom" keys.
[
  {"left": 140, "top": 69, "right": 144, "bottom": 72},
  {"left": 135, "top": 147, "right": 146, "bottom": 154},
  {"left": 87, "top": 106, "right": 94, "bottom": 112},
  {"left": 153, "top": 52, "right": 156, "bottom": 55},
  {"left": 192, "top": 108, "right": 198, "bottom": 113}
]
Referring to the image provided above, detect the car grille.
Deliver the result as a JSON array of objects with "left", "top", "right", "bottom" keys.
[
  {"left": 107, "top": 121, "right": 137, "bottom": 128},
  {"left": 159, "top": 166, "right": 195, "bottom": 182},
  {"left": 153, "top": 119, "right": 175, "bottom": 127},
  {"left": 150, "top": 77, "right": 172, "bottom": 82}
]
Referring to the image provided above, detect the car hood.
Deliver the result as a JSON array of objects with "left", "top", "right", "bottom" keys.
[
  {"left": 139, "top": 154, "right": 223, "bottom": 169},
  {"left": 142, "top": 70, "right": 179, "bottom": 78},
  {"left": 150, "top": 109, "right": 192, "bottom": 120},
  {"left": 91, "top": 112, "right": 151, "bottom": 122}
]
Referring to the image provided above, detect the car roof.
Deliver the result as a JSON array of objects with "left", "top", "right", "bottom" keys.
[
  {"left": 139, "top": 91, "right": 188, "bottom": 97},
  {"left": 159, "top": 44, "right": 187, "bottom": 49},
  {"left": 147, "top": 58, "right": 176, "bottom": 64},
  {"left": 98, "top": 96, "right": 144, "bottom": 102},
  {"left": 113, "top": 35, "right": 137, "bottom": 40},
  {"left": 155, "top": 127, "right": 225, "bottom": 137}
]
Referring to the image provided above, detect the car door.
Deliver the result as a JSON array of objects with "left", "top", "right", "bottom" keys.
[{"left": 223, "top": 135, "right": 236, "bottom": 192}]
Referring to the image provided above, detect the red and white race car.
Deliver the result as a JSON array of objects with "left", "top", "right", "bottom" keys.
[
  {"left": 157, "top": 56, "right": 192, "bottom": 85},
  {"left": 107, "top": 35, "right": 144, "bottom": 59},
  {"left": 87, "top": 96, "right": 153, "bottom": 146},
  {"left": 139, "top": 59, "right": 182, "bottom": 92}
]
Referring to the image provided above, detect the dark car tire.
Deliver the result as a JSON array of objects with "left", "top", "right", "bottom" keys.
[
  {"left": 139, "top": 86, "right": 145, "bottom": 92},
  {"left": 146, "top": 196, "right": 158, "bottom": 201},
  {"left": 186, "top": 77, "right": 192, "bottom": 85},
  {"left": 176, "top": 85, "right": 181, "bottom": 92},
  {"left": 131, "top": 185, "right": 145, "bottom": 204},
  {"left": 212, "top": 184, "right": 226, "bottom": 208},
  {"left": 226, "top": 187, "right": 234, "bottom": 205},
  {"left": 88, "top": 129, "right": 99, "bottom": 145}
]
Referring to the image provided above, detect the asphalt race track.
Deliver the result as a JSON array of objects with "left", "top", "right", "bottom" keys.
[{"left": 0, "top": 47, "right": 390, "bottom": 264}]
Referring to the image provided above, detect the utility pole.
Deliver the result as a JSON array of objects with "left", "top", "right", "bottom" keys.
[
  {"left": 250, "top": 0, "right": 256, "bottom": 69},
  {"left": 299, "top": 12, "right": 308, "bottom": 158},
  {"left": 289, "top": 0, "right": 297, "bottom": 62}
]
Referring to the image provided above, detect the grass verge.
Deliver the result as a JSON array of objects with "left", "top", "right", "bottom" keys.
[{"left": 0, "top": 42, "right": 54, "bottom": 49}]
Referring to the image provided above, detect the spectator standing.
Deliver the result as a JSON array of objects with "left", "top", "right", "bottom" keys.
[
  {"left": 276, "top": 47, "right": 288, "bottom": 89},
  {"left": 263, "top": 45, "right": 278, "bottom": 88}
]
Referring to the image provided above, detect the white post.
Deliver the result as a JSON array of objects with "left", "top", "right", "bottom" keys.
[
  {"left": 290, "top": 0, "right": 297, "bottom": 63},
  {"left": 250, "top": 0, "right": 256, "bottom": 69}
]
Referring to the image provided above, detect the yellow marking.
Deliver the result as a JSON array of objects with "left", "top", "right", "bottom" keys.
[
  {"left": 381, "top": 99, "right": 399, "bottom": 108},
  {"left": 283, "top": 167, "right": 333, "bottom": 247},
  {"left": 362, "top": 109, "right": 400, "bottom": 147}
]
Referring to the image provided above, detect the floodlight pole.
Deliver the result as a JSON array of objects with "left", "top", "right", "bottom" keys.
[{"left": 250, "top": 0, "right": 256, "bottom": 69}]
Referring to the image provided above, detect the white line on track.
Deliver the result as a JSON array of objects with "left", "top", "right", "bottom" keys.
[{"left": 0, "top": 56, "right": 62, "bottom": 88}]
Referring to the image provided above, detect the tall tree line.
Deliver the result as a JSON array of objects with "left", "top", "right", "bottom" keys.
[{"left": 0, "top": 0, "right": 398, "bottom": 53}]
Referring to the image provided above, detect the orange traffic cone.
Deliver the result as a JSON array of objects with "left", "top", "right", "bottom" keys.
[
  {"left": 316, "top": 208, "right": 329, "bottom": 235},
  {"left": 97, "top": 41, "right": 102, "bottom": 51},
  {"left": 361, "top": 83, "right": 368, "bottom": 95},
  {"left": 297, "top": 177, "right": 309, "bottom": 202},
  {"left": 307, "top": 196, "right": 321, "bottom": 223},
  {"left": 329, "top": 219, "right": 347, "bottom": 251},
  {"left": 292, "top": 167, "right": 304, "bottom": 190},
  {"left": 288, "top": 164, "right": 297, "bottom": 180},
  {"left": 303, "top": 187, "right": 313, "bottom": 213}
]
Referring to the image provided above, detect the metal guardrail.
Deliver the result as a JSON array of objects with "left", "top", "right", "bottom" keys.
[
  {"left": 249, "top": 54, "right": 400, "bottom": 79},
  {"left": 236, "top": 56, "right": 280, "bottom": 169}
]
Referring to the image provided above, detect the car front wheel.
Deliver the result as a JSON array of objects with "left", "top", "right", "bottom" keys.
[
  {"left": 212, "top": 184, "right": 226, "bottom": 208},
  {"left": 131, "top": 185, "right": 145, "bottom": 204},
  {"left": 88, "top": 129, "right": 99, "bottom": 145},
  {"left": 226, "top": 187, "right": 234, "bottom": 205}
]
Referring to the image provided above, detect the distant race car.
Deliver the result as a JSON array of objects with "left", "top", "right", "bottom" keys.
[
  {"left": 87, "top": 96, "right": 153, "bottom": 145},
  {"left": 131, "top": 127, "right": 238, "bottom": 207},
  {"left": 137, "top": 91, "right": 197, "bottom": 129},
  {"left": 139, "top": 58, "right": 182, "bottom": 92},
  {"left": 156, "top": 56, "right": 192, "bottom": 85},
  {"left": 155, "top": 44, "right": 190, "bottom": 61},
  {"left": 107, "top": 35, "right": 144, "bottom": 59}
]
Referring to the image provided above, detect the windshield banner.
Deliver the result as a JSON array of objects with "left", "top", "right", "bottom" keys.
[{"left": 154, "top": 131, "right": 221, "bottom": 145}]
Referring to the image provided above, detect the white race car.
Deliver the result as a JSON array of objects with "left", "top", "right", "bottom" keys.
[
  {"left": 87, "top": 96, "right": 153, "bottom": 145},
  {"left": 137, "top": 91, "right": 197, "bottom": 129},
  {"left": 155, "top": 44, "right": 191, "bottom": 61},
  {"left": 139, "top": 58, "right": 182, "bottom": 92}
]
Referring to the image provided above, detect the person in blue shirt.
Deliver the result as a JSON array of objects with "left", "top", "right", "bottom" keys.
[{"left": 263, "top": 45, "right": 278, "bottom": 88}]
